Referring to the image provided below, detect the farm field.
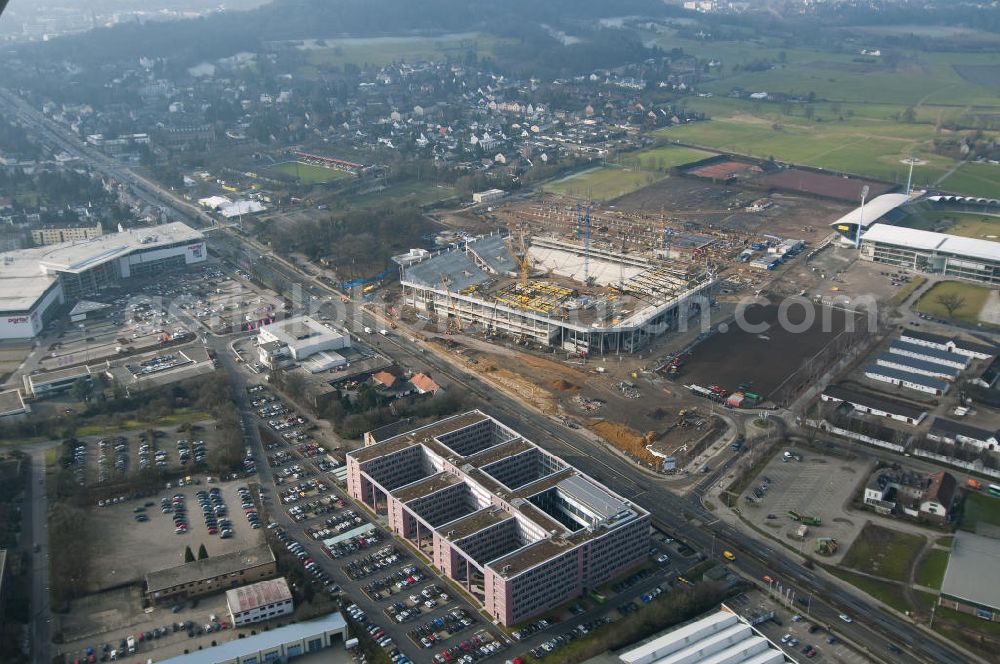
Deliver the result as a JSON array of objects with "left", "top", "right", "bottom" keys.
[
  {"left": 268, "top": 161, "right": 352, "bottom": 184},
  {"left": 937, "top": 162, "right": 1000, "bottom": 198},
  {"left": 541, "top": 166, "right": 666, "bottom": 201},
  {"left": 914, "top": 281, "right": 992, "bottom": 324},
  {"left": 639, "top": 32, "right": 1000, "bottom": 197},
  {"left": 657, "top": 114, "right": 966, "bottom": 190}
]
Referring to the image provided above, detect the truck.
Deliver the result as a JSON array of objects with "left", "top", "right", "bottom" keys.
[{"left": 967, "top": 478, "right": 984, "bottom": 491}]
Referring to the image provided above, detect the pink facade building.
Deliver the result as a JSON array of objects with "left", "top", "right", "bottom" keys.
[{"left": 347, "top": 411, "right": 650, "bottom": 626}]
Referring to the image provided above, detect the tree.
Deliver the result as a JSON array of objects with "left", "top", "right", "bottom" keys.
[
  {"left": 935, "top": 292, "right": 967, "bottom": 318},
  {"left": 70, "top": 377, "right": 93, "bottom": 403},
  {"left": 184, "top": 545, "right": 195, "bottom": 563},
  {"left": 197, "top": 544, "right": 209, "bottom": 560}
]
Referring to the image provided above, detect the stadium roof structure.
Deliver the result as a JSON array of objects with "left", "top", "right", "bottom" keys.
[
  {"left": 0, "top": 222, "right": 203, "bottom": 312},
  {"left": 861, "top": 224, "right": 1000, "bottom": 262},
  {"left": 829, "top": 193, "right": 910, "bottom": 232}
]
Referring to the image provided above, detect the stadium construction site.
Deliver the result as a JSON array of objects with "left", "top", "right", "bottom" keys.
[{"left": 398, "top": 232, "right": 716, "bottom": 355}]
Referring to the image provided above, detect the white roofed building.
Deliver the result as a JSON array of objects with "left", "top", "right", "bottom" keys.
[
  {"left": 859, "top": 224, "right": 1000, "bottom": 285},
  {"left": 830, "top": 193, "right": 910, "bottom": 245},
  {"left": 0, "top": 222, "right": 205, "bottom": 339},
  {"left": 258, "top": 316, "right": 350, "bottom": 361}
]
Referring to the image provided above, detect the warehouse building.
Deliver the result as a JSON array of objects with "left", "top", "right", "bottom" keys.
[
  {"left": 257, "top": 315, "right": 350, "bottom": 363},
  {"left": 927, "top": 418, "right": 999, "bottom": 451},
  {"left": 875, "top": 352, "right": 960, "bottom": 381},
  {"left": 0, "top": 222, "right": 205, "bottom": 339},
  {"left": 939, "top": 532, "right": 1000, "bottom": 622},
  {"left": 226, "top": 577, "right": 293, "bottom": 626},
  {"left": 158, "top": 612, "right": 349, "bottom": 664},
  {"left": 618, "top": 609, "right": 790, "bottom": 664},
  {"left": 820, "top": 385, "right": 927, "bottom": 425},
  {"left": 900, "top": 329, "right": 996, "bottom": 361},
  {"left": 0, "top": 389, "right": 26, "bottom": 418},
  {"left": 859, "top": 224, "right": 1000, "bottom": 285},
  {"left": 347, "top": 411, "right": 650, "bottom": 626},
  {"left": 472, "top": 188, "right": 506, "bottom": 204},
  {"left": 145, "top": 545, "right": 276, "bottom": 605},
  {"left": 864, "top": 365, "right": 949, "bottom": 395},
  {"left": 888, "top": 340, "right": 971, "bottom": 370}
]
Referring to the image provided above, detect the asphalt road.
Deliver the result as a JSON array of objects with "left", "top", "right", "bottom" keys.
[{"left": 27, "top": 447, "right": 53, "bottom": 664}]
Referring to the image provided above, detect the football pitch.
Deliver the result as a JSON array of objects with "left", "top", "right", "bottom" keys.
[{"left": 268, "top": 161, "right": 353, "bottom": 184}]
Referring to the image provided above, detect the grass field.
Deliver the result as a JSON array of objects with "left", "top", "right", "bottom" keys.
[
  {"left": 657, "top": 113, "right": 962, "bottom": 188},
  {"left": 619, "top": 145, "right": 714, "bottom": 171},
  {"left": 914, "top": 281, "right": 991, "bottom": 324},
  {"left": 541, "top": 166, "right": 666, "bottom": 201},
  {"left": 75, "top": 410, "right": 212, "bottom": 437},
  {"left": 638, "top": 29, "right": 1000, "bottom": 197},
  {"left": 938, "top": 162, "right": 1000, "bottom": 198},
  {"left": 344, "top": 181, "right": 457, "bottom": 209},
  {"left": 268, "top": 161, "right": 353, "bottom": 185},
  {"left": 960, "top": 491, "right": 1000, "bottom": 533},
  {"left": 827, "top": 568, "right": 911, "bottom": 614},
  {"left": 841, "top": 523, "right": 924, "bottom": 582},
  {"left": 906, "top": 210, "right": 1000, "bottom": 238},
  {"left": 915, "top": 549, "right": 950, "bottom": 590}
]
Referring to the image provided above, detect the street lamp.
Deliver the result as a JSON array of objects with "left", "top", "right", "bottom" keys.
[{"left": 855, "top": 185, "right": 870, "bottom": 250}]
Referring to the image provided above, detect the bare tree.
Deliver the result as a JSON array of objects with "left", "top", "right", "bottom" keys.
[{"left": 935, "top": 292, "right": 967, "bottom": 319}]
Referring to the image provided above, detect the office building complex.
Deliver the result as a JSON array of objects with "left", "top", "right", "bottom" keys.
[{"left": 347, "top": 411, "right": 650, "bottom": 626}]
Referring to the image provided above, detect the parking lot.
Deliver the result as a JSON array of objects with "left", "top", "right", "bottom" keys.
[
  {"left": 734, "top": 590, "right": 876, "bottom": 664},
  {"left": 741, "top": 449, "right": 872, "bottom": 564},
  {"left": 83, "top": 481, "right": 267, "bottom": 592},
  {"left": 65, "top": 423, "right": 231, "bottom": 488}
]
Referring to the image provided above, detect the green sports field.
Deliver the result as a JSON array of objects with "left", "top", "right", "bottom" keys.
[{"left": 268, "top": 161, "right": 353, "bottom": 185}]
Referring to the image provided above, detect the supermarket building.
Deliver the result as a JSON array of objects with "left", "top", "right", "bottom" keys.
[
  {"left": 346, "top": 411, "right": 650, "bottom": 626},
  {"left": 0, "top": 222, "right": 205, "bottom": 339}
]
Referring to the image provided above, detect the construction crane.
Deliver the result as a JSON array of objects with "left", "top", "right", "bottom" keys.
[
  {"left": 577, "top": 203, "right": 592, "bottom": 285},
  {"left": 440, "top": 273, "right": 462, "bottom": 332},
  {"left": 505, "top": 219, "right": 533, "bottom": 287}
]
